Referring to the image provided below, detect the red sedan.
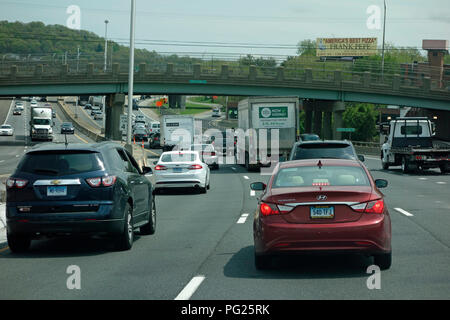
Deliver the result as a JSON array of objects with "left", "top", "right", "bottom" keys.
[{"left": 251, "top": 159, "right": 392, "bottom": 270}]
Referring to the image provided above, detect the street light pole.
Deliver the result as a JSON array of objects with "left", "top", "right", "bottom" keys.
[
  {"left": 381, "top": 0, "right": 387, "bottom": 81},
  {"left": 126, "top": 0, "right": 136, "bottom": 145},
  {"left": 104, "top": 19, "right": 109, "bottom": 72}
]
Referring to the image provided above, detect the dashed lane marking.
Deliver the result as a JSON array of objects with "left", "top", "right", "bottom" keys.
[
  {"left": 394, "top": 207, "right": 414, "bottom": 217},
  {"left": 174, "top": 275, "right": 206, "bottom": 300},
  {"left": 237, "top": 213, "right": 250, "bottom": 224}
]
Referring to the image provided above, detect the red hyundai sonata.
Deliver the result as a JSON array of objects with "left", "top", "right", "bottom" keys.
[{"left": 251, "top": 159, "right": 391, "bottom": 270}]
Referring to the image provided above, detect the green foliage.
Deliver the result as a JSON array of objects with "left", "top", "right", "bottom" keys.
[
  {"left": 342, "top": 103, "right": 378, "bottom": 141},
  {"left": 297, "top": 39, "right": 316, "bottom": 56},
  {"left": 238, "top": 54, "right": 277, "bottom": 67}
]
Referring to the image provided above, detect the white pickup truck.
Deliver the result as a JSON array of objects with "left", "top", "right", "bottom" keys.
[{"left": 381, "top": 117, "right": 450, "bottom": 174}]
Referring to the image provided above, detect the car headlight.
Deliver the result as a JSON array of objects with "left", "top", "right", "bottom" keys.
[
  {"left": 49, "top": 128, "right": 53, "bottom": 134},
  {"left": 32, "top": 128, "right": 36, "bottom": 133}
]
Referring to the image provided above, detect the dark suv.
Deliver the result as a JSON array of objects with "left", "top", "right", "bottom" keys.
[
  {"left": 6, "top": 142, "right": 156, "bottom": 252},
  {"left": 289, "top": 140, "right": 365, "bottom": 162}
]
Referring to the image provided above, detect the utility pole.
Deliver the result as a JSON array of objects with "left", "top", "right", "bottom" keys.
[
  {"left": 126, "top": 0, "right": 136, "bottom": 145},
  {"left": 381, "top": 0, "right": 387, "bottom": 81},
  {"left": 77, "top": 46, "right": 80, "bottom": 72},
  {"left": 104, "top": 20, "right": 109, "bottom": 72}
]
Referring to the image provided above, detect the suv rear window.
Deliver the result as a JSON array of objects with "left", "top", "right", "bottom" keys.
[
  {"left": 273, "top": 166, "right": 370, "bottom": 188},
  {"left": 292, "top": 143, "right": 356, "bottom": 160},
  {"left": 17, "top": 151, "right": 104, "bottom": 175}
]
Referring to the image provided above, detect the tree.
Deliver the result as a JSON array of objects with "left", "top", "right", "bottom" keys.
[
  {"left": 342, "top": 103, "right": 378, "bottom": 141},
  {"left": 296, "top": 39, "right": 316, "bottom": 56}
]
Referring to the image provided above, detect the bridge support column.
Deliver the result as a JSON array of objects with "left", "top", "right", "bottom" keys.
[
  {"left": 105, "top": 93, "right": 124, "bottom": 141},
  {"left": 313, "top": 110, "right": 323, "bottom": 137},
  {"left": 323, "top": 112, "right": 333, "bottom": 140},
  {"left": 303, "top": 100, "right": 314, "bottom": 134},
  {"left": 331, "top": 101, "right": 346, "bottom": 140},
  {"left": 169, "top": 95, "right": 186, "bottom": 109}
]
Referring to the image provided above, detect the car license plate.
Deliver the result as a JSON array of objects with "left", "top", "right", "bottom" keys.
[
  {"left": 173, "top": 167, "right": 183, "bottom": 173},
  {"left": 47, "top": 186, "right": 67, "bottom": 196},
  {"left": 310, "top": 206, "right": 334, "bottom": 219}
]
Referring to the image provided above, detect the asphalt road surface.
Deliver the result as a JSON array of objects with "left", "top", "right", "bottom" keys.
[{"left": 0, "top": 152, "right": 449, "bottom": 299}]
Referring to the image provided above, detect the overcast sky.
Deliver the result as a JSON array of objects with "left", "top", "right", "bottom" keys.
[{"left": 0, "top": 0, "right": 449, "bottom": 58}]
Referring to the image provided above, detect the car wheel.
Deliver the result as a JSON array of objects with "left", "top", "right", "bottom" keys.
[
  {"left": 401, "top": 157, "right": 410, "bottom": 173},
  {"left": 214, "top": 163, "right": 219, "bottom": 170},
  {"left": 115, "top": 203, "right": 134, "bottom": 251},
  {"left": 439, "top": 164, "right": 449, "bottom": 174},
  {"left": 7, "top": 233, "right": 31, "bottom": 253},
  {"left": 254, "top": 252, "right": 271, "bottom": 270},
  {"left": 140, "top": 198, "right": 156, "bottom": 235},
  {"left": 381, "top": 151, "right": 389, "bottom": 170},
  {"left": 373, "top": 252, "right": 392, "bottom": 270}
]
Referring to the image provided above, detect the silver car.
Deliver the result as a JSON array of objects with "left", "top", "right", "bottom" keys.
[
  {"left": 154, "top": 151, "right": 210, "bottom": 193},
  {"left": 0, "top": 124, "right": 14, "bottom": 136}
]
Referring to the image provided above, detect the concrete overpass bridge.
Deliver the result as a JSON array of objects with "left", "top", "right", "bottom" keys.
[{"left": 1, "top": 61, "right": 449, "bottom": 139}]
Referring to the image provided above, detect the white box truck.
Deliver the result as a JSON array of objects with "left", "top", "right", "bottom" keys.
[
  {"left": 236, "top": 96, "right": 299, "bottom": 171},
  {"left": 30, "top": 107, "right": 53, "bottom": 141},
  {"left": 160, "top": 115, "right": 195, "bottom": 151}
]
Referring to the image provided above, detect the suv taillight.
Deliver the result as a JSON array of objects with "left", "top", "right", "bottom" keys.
[
  {"left": 351, "top": 199, "right": 384, "bottom": 214},
  {"left": 6, "top": 178, "right": 28, "bottom": 189},
  {"left": 86, "top": 176, "right": 117, "bottom": 188}
]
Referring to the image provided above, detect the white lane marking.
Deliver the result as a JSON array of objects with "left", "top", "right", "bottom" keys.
[
  {"left": 237, "top": 213, "right": 250, "bottom": 224},
  {"left": 250, "top": 190, "right": 256, "bottom": 197},
  {"left": 394, "top": 208, "right": 414, "bottom": 217},
  {"left": 15, "top": 155, "right": 19, "bottom": 158},
  {"left": 174, "top": 275, "right": 206, "bottom": 300},
  {"left": 418, "top": 178, "right": 427, "bottom": 180},
  {"left": 231, "top": 167, "right": 236, "bottom": 171},
  {"left": 0, "top": 160, "right": 4, "bottom": 163},
  {"left": 3, "top": 98, "right": 15, "bottom": 125},
  {"left": 436, "top": 182, "right": 447, "bottom": 185},
  {"left": 364, "top": 155, "right": 381, "bottom": 161},
  {"left": 243, "top": 176, "right": 249, "bottom": 180}
]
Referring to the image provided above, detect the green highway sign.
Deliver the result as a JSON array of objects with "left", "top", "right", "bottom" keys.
[
  {"left": 189, "top": 80, "right": 207, "bottom": 84},
  {"left": 337, "top": 128, "right": 356, "bottom": 132}
]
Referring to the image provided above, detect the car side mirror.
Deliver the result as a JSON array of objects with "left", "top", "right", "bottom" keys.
[
  {"left": 358, "top": 155, "right": 365, "bottom": 162},
  {"left": 375, "top": 179, "right": 388, "bottom": 188},
  {"left": 142, "top": 166, "right": 153, "bottom": 175},
  {"left": 250, "top": 182, "right": 266, "bottom": 191}
]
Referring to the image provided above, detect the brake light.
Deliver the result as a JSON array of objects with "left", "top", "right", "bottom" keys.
[
  {"left": 351, "top": 199, "right": 384, "bottom": 214},
  {"left": 260, "top": 203, "right": 280, "bottom": 216},
  {"left": 6, "top": 178, "right": 28, "bottom": 189},
  {"left": 155, "top": 165, "right": 167, "bottom": 171},
  {"left": 86, "top": 177, "right": 102, "bottom": 187},
  {"left": 189, "top": 164, "right": 203, "bottom": 170},
  {"left": 102, "top": 176, "right": 117, "bottom": 187}
]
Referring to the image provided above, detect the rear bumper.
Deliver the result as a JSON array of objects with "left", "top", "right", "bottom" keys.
[
  {"left": 154, "top": 180, "right": 203, "bottom": 189},
  {"left": 254, "top": 213, "right": 391, "bottom": 255},
  {"left": 6, "top": 203, "right": 124, "bottom": 236}
]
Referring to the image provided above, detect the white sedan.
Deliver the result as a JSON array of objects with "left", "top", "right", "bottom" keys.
[
  {"left": 153, "top": 151, "right": 210, "bottom": 193},
  {"left": 0, "top": 124, "right": 14, "bottom": 136}
]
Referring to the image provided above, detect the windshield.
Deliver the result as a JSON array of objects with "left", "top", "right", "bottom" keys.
[
  {"left": 273, "top": 166, "right": 370, "bottom": 188},
  {"left": 293, "top": 144, "right": 356, "bottom": 160},
  {"left": 33, "top": 119, "right": 51, "bottom": 125},
  {"left": 17, "top": 151, "right": 105, "bottom": 175},
  {"left": 160, "top": 153, "right": 197, "bottom": 163}
]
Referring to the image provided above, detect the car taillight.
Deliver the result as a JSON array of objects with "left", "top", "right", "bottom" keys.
[
  {"left": 86, "top": 176, "right": 117, "bottom": 188},
  {"left": 102, "top": 176, "right": 117, "bottom": 187},
  {"left": 189, "top": 164, "right": 203, "bottom": 170},
  {"left": 351, "top": 199, "right": 384, "bottom": 214},
  {"left": 259, "top": 203, "right": 280, "bottom": 216},
  {"left": 6, "top": 178, "right": 28, "bottom": 189},
  {"left": 155, "top": 165, "right": 167, "bottom": 170},
  {"left": 86, "top": 177, "right": 102, "bottom": 187}
]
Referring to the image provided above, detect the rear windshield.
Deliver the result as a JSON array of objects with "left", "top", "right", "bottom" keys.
[
  {"left": 273, "top": 166, "right": 370, "bottom": 188},
  {"left": 292, "top": 143, "right": 355, "bottom": 160},
  {"left": 161, "top": 153, "right": 197, "bottom": 163},
  {"left": 400, "top": 125, "right": 423, "bottom": 135},
  {"left": 17, "top": 151, "right": 105, "bottom": 175}
]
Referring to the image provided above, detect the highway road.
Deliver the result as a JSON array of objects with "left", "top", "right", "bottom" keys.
[
  {"left": 0, "top": 150, "right": 449, "bottom": 299},
  {"left": 0, "top": 99, "right": 95, "bottom": 175}
]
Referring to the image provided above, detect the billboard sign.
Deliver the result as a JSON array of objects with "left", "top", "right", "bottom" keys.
[{"left": 316, "top": 38, "right": 378, "bottom": 57}]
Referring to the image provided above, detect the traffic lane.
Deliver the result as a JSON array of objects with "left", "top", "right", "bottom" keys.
[
  {"left": 363, "top": 156, "right": 450, "bottom": 247},
  {"left": 73, "top": 103, "right": 103, "bottom": 130},
  {"left": 189, "top": 162, "right": 450, "bottom": 299},
  {"left": 0, "top": 165, "right": 247, "bottom": 299},
  {"left": 51, "top": 102, "right": 93, "bottom": 144},
  {"left": 0, "top": 99, "right": 13, "bottom": 124}
]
